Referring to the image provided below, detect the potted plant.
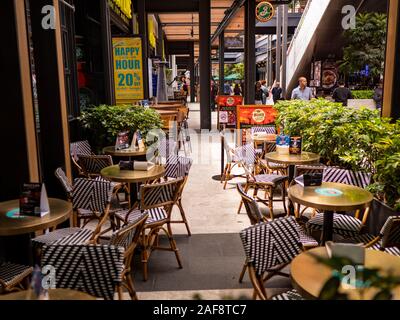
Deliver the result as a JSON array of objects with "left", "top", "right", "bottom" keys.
[{"left": 79, "top": 104, "right": 163, "bottom": 153}]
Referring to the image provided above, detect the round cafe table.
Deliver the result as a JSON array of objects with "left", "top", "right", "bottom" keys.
[
  {"left": 289, "top": 182, "right": 373, "bottom": 244},
  {"left": 0, "top": 198, "right": 72, "bottom": 264},
  {"left": 291, "top": 247, "right": 400, "bottom": 300},
  {"left": 101, "top": 165, "right": 165, "bottom": 205},
  {"left": 0, "top": 288, "right": 96, "bottom": 300},
  {"left": 0, "top": 198, "right": 72, "bottom": 236},
  {"left": 265, "top": 151, "right": 320, "bottom": 215}
]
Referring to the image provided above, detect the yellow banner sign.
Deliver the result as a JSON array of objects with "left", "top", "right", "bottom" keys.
[
  {"left": 111, "top": 0, "right": 132, "bottom": 18},
  {"left": 112, "top": 37, "right": 144, "bottom": 102}
]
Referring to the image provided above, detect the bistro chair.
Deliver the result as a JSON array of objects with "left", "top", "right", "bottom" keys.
[
  {"left": 236, "top": 184, "right": 318, "bottom": 283},
  {"left": 41, "top": 244, "right": 124, "bottom": 300},
  {"left": 239, "top": 217, "right": 309, "bottom": 300},
  {"left": 114, "top": 178, "right": 185, "bottom": 281},
  {"left": 32, "top": 178, "right": 117, "bottom": 251},
  {"left": 164, "top": 155, "right": 193, "bottom": 236},
  {"left": 306, "top": 167, "right": 372, "bottom": 238},
  {"left": 221, "top": 139, "right": 243, "bottom": 190},
  {"left": 155, "top": 138, "right": 178, "bottom": 164},
  {"left": 251, "top": 126, "right": 277, "bottom": 158},
  {"left": 0, "top": 262, "right": 33, "bottom": 294},
  {"left": 109, "top": 212, "right": 148, "bottom": 299},
  {"left": 176, "top": 107, "right": 191, "bottom": 156},
  {"left": 337, "top": 216, "right": 400, "bottom": 256},
  {"left": 258, "top": 141, "right": 288, "bottom": 175},
  {"left": 70, "top": 140, "right": 94, "bottom": 176},
  {"left": 236, "top": 144, "right": 288, "bottom": 218},
  {"left": 77, "top": 154, "right": 113, "bottom": 179}
]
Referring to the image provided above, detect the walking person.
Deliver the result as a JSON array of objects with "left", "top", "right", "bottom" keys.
[
  {"left": 332, "top": 80, "right": 353, "bottom": 106},
  {"left": 272, "top": 81, "right": 283, "bottom": 103},
  {"left": 233, "top": 83, "right": 242, "bottom": 96},
  {"left": 255, "top": 82, "right": 265, "bottom": 105},
  {"left": 291, "top": 77, "right": 313, "bottom": 101},
  {"left": 373, "top": 81, "right": 383, "bottom": 111}
]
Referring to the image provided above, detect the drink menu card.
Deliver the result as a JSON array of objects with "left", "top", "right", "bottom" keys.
[
  {"left": 115, "top": 131, "right": 130, "bottom": 150},
  {"left": 19, "top": 183, "right": 49, "bottom": 217}
]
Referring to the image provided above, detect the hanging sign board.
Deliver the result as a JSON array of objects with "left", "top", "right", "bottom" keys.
[
  {"left": 112, "top": 37, "right": 144, "bottom": 103},
  {"left": 255, "top": 2, "right": 275, "bottom": 22},
  {"left": 236, "top": 105, "right": 278, "bottom": 144}
]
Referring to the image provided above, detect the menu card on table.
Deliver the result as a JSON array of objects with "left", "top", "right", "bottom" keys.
[
  {"left": 325, "top": 241, "right": 365, "bottom": 265},
  {"left": 115, "top": 131, "right": 130, "bottom": 150},
  {"left": 19, "top": 183, "right": 49, "bottom": 217},
  {"left": 294, "top": 173, "right": 323, "bottom": 187}
]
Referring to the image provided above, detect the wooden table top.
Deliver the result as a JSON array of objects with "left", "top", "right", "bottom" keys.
[
  {"left": 0, "top": 198, "right": 72, "bottom": 236},
  {"left": 101, "top": 164, "right": 165, "bottom": 183},
  {"left": 155, "top": 109, "right": 179, "bottom": 116},
  {"left": 265, "top": 151, "right": 320, "bottom": 165},
  {"left": 0, "top": 288, "right": 96, "bottom": 300},
  {"left": 291, "top": 247, "right": 400, "bottom": 300},
  {"left": 289, "top": 182, "right": 373, "bottom": 212},
  {"left": 103, "top": 146, "right": 147, "bottom": 157},
  {"left": 157, "top": 100, "right": 184, "bottom": 105},
  {"left": 151, "top": 104, "right": 184, "bottom": 109}
]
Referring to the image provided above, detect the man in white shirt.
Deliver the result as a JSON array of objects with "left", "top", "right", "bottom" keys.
[{"left": 291, "top": 77, "right": 314, "bottom": 101}]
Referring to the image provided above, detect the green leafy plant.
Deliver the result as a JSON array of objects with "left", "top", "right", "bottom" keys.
[
  {"left": 340, "top": 13, "right": 387, "bottom": 84},
  {"left": 274, "top": 98, "right": 400, "bottom": 211},
  {"left": 352, "top": 90, "right": 374, "bottom": 99},
  {"left": 79, "top": 104, "right": 163, "bottom": 152}
]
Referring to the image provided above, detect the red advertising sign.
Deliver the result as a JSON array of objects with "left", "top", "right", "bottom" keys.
[
  {"left": 236, "top": 105, "right": 277, "bottom": 144},
  {"left": 216, "top": 95, "right": 243, "bottom": 129}
]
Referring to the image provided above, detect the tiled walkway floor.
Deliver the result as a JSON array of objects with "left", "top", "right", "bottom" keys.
[{"left": 135, "top": 103, "right": 292, "bottom": 300}]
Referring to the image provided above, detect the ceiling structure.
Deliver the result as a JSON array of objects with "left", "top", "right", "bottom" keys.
[{"left": 158, "top": 0, "right": 244, "bottom": 59}]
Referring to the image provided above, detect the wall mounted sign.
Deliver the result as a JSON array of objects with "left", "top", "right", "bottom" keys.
[
  {"left": 255, "top": 2, "right": 275, "bottom": 23},
  {"left": 112, "top": 37, "right": 144, "bottom": 103},
  {"left": 108, "top": 0, "right": 132, "bottom": 25}
]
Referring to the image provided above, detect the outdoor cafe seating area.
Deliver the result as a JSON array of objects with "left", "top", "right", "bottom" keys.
[{"left": 1, "top": 99, "right": 400, "bottom": 301}]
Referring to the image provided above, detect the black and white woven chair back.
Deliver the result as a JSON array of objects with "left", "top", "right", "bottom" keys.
[
  {"left": 235, "top": 144, "right": 257, "bottom": 166},
  {"left": 157, "top": 138, "right": 178, "bottom": 160},
  {"left": 251, "top": 126, "right": 276, "bottom": 135},
  {"left": 55, "top": 167, "right": 73, "bottom": 197},
  {"left": 294, "top": 164, "right": 326, "bottom": 178},
  {"left": 109, "top": 212, "right": 148, "bottom": 250},
  {"left": 380, "top": 216, "right": 400, "bottom": 248},
  {"left": 70, "top": 140, "right": 92, "bottom": 162},
  {"left": 77, "top": 154, "right": 113, "bottom": 175},
  {"left": 41, "top": 244, "right": 124, "bottom": 300},
  {"left": 264, "top": 141, "right": 277, "bottom": 153},
  {"left": 240, "top": 217, "right": 302, "bottom": 276},
  {"left": 236, "top": 184, "right": 263, "bottom": 225},
  {"left": 72, "top": 178, "right": 114, "bottom": 212},
  {"left": 165, "top": 155, "right": 193, "bottom": 179},
  {"left": 322, "top": 167, "right": 371, "bottom": 189},
  {"left": 140, "top": 178, "right": 184, "bottom": 210}
]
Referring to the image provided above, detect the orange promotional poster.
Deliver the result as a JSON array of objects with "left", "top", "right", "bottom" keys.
[
  {"left": 236, "top": 105, "right": 277, "bottom": 128},
  {"left": 236, "top": 105, "right": 277, "bottom": 144}
]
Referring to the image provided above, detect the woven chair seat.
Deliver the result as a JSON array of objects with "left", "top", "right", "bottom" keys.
[
  {"left": 336, "top": 233, "right": 400, "bottom": 257},
  {"left": 306, "top": 213, "right": 362, "bottom": 237},
  {"left": 298, "top": 229, "right": 319, "bottom": 247},
  {"left": 32, "top": 228, "right": 93, "bottom": 247},
  {"left": 249, "top": 174, "right": 288, "bottom": 186},
  {"left": 0, "top": 262, "right": 33, "bottom": 289},
  {"left": 116, "top": 207, "right": 167, "bottom": 226},
  {"left": 271, "top": 289, "right": 304, "bottom": 300}
]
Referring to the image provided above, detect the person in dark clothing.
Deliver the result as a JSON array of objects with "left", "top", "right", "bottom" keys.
[
  {"left": 332, "top": 80, "right": 352, "bottom": 106},
  {"left": 373, "top": 81, "right": 383, "bottom": 111},
  {"left": 272, "top": 81, "right": 283, "bottom": 102},
  {"left": 255, "top": 82, "right": 265, "bottom": 104},
  {"left": 233, "top": 83, "right": 242, "bottom": 96}
]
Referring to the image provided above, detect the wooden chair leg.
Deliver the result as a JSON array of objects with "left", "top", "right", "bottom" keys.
[
  {"left": 239, "top": 259, "right": 247, "bottom": 283},
  {"left": 237, "top": 184, "right": 250, "bottom": 214},
  {"left": 177, "top": 199, "right": 191, "bottom": 236},
  {"left": 223, "top": 163, "right": 231, "bottom": 190},
  {"left": 126, "top": 273, "right": 138, "bottom": 300},
  {"left": 141, "top": 231, "right": 149, "bottom": 281},
  {"left": 165, "top": 225, "right": 183, "bottom": 269},
  {"left": 117, "top": 284, "right": 124, "bottom": 300}
]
